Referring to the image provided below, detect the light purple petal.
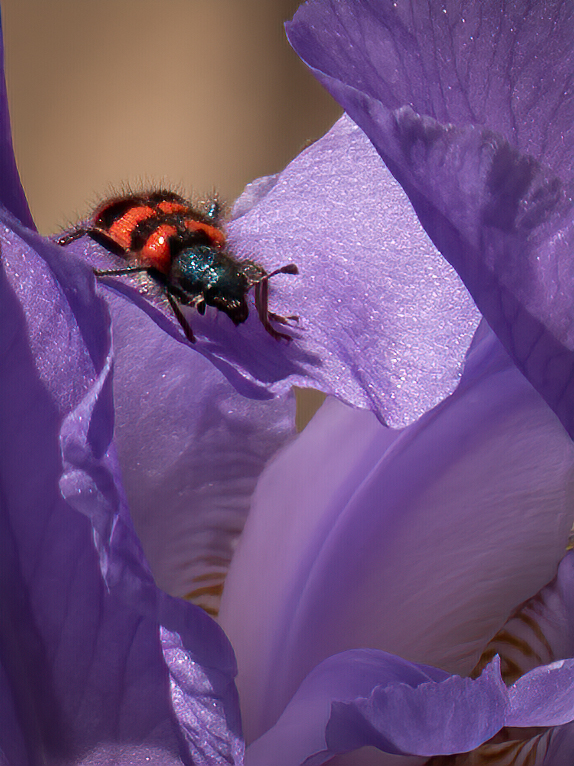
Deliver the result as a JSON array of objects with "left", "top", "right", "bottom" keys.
[
  {"left": 247, "top": 649, "right": 574, "bottom": 765},
  {"left": 287, "top": 1, "right": 574, "bottom": 437},
  {"left": 507, "top": 660, "right": 574, "bottom": 727},
  {"left": 56, "top": 233, "right": 296, "bottom": 603},
  {"left": 218, "top": 325, "right": 574, "bottom": 744},
  {"left": 58, "top": 115, "right": 480, "bottom": 429},
  {"left": 227, "top": 116, "right": 480, "bottom": 427},
  {"left": 103, "top": 285, "right": 295, "bottom": 602},
  {"left": 0, "top": 207, "right": 242, "bottom": 764},
  {"left": 0, "top": 12, "right": 34, "bottom": 228}
]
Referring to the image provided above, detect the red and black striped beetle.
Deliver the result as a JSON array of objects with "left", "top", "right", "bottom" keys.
[{"left": 57, "top": 190, "right": 298, "bottom": 342}]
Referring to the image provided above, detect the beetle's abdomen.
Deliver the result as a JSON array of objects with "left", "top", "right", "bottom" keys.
[{"left": 91, "top": 193, "right": 226, "bottom": 275}]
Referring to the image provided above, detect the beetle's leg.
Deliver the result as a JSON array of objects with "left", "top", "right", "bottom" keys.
[
  {"left": 165, "top": 290, "right": 196, "bottom": 343},
  {"left": 56, "top": 227, "right": 88, "bottom": 246},
  {"left": 267, "top": 263, "right": 299, "bottom": 278},
  {"left": 93, "top": 265, "right": 150, "bottom": 277},
  {"left": 267, "top": 311, "right": 299, "bottom": 325},
  {"left": 254, "top": 279, "right": 294, "bottom": 341},
  {"left": 251, "top": 263, "right": 299, "bottom": 338}
]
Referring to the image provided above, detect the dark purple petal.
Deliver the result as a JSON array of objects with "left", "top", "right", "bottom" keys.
[
  {"left": 287, "top": 0, "right": 574, "bottom": 179},
  {"left": 219, "top": 325, "right": 574, "bottom": 744},
  {"left": 0, "top": 12, "right": 34, "bottom": 228},
  {"left": 0, "top": 207, "right": 242, "bottom": 764},
  {"left": 287, "top": 2, "right": 574, "bottom": 437}
]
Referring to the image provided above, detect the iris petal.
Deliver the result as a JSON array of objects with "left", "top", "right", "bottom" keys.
[
  {"left": 246, "top": 649, "right": 574, "bottom": 765},
  {"left": 219, "top": 326, "right": 574, "bottom": 747},
  {"left": 287, "top": 0, "right": 574, "bottom": 437},
  {"left": 228, "top": 115, "right": 480, "bottom": 426},
  {"left": 0, "top": 209, "right": 242, "bottom": 763},
  {"left": 287, "top": 1, "right": 574, "bottom": 178},
  {"left": 104, "top": 287, "right": 295, "bottom": 604}
]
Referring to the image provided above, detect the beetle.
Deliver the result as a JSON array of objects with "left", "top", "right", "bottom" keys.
[{"left": 57, "top": 190, "right": 298, "bottom": 342}]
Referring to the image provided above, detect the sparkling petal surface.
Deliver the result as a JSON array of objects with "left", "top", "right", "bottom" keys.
[
  {"left": 0, "top": 207, "right": 242, "bottom": 764},
  {"left": 218, "top": 325, "right": 574, "bottom": 745},
  {"left": 227, "top": 115, "right": 480, "bottom": 427},
  {"left": 288, "top": 0, "right": 574, "bottom": 437}
]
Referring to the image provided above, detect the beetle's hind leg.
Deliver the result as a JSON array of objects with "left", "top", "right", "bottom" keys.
[{"left": 57, "top": 226, "right": 131, "bottom": 260}]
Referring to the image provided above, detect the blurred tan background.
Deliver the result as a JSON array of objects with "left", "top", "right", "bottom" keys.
[{"left": 1, "top": 0, "right": 341, "bottom": 235}]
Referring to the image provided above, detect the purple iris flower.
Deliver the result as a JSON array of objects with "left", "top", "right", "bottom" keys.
[{"left": 2, "top": 2, "right": 574, "bottom": 766}]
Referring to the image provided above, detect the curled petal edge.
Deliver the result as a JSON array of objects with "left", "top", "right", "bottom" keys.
[{"left": 246, "top": 650, "right": 574, "bottom": 766}]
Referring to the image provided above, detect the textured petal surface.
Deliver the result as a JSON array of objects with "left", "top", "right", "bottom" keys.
[
  {"left": 288, "top": 1, "right": 574, "bottom": 437},
  {"left": 218, "top": 324, "right": 574, "bottom": 745},
  {"left": 0, "top": 207, "right": 242, "bottom": 764},
  {"left": 0, "top": 12, "right": 33, "bottom": 228},
  {"left": 58, "top": 115, "right": 480, "bottom": 429},
  {"left": 228, "top": 116, "right": 480, "bottom": 427}
]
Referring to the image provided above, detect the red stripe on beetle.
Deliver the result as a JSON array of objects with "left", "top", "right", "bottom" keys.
[
  {"left": 140, "top": 223, "right": 178, "bottom": 273},
  {"left": 157, "top": 201, "right": 189, "bottom": 215},
  {"left": 184, "top": 219, "right": 226, "bottom": 248},
  {"left": 108, "top": 205, "right": 155, "bottom": 250}
]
